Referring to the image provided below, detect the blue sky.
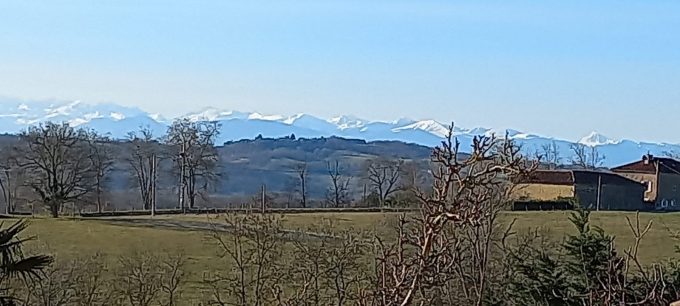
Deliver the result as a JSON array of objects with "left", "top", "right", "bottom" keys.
[{"left": 1, "top": 1, "right": 679, "bottom": 142}]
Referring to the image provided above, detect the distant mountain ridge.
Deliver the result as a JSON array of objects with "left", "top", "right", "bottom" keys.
[{"left": 0, "top": 98, "right": 676, "bottom": 167}]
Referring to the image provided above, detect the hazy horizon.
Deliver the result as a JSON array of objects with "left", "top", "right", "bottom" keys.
[{"left": 0, "top": 95, "right": 671, "bottom": 146}]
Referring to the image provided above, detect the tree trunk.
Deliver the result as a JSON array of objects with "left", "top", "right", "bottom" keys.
[
  {"left": 97, "top": 186, "right": 102, "bottom": 213},
  {"left": 335, "top": 186, "right": 340, "bottom": 208},
  {"left": 0, "top": 173, "right": 11, "bottom": 215},
  {"left": 188, "top": 169, "right": 196, "bottom": 209},
  {"left": 300, "top": 174, "right": 307, "bottom": 208},
  {"left": 301, "top": 182, "right": 306, "bottom": 208},
  {"left": 50, "top": 201, "right": 60, "bottom": 218}
]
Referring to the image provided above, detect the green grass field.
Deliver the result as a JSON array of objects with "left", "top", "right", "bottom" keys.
[
  {"left": 16, "top": 211, "right": 680, "bottom": 264},
  {"left": 9, "top": 211, "right": 680, "bottom": 302}
]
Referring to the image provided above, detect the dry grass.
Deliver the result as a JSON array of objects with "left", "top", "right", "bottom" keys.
[
  {"left": 122, "top": 211, "right": 680, "bottom": 264},
  {"left": 505, "top": 211, "right": 680, "bottom": 264},
  {"left": 15, "top": 217, "right": 219, "bottom": 302},
  {"left": 6, "top": 211, "right": 680, "bottom": 302}
]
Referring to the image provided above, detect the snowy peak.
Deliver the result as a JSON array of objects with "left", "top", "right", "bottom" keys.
[
  {"left": 392, "top": 117, "right": 416, "bottom": 126},
  {"left": 183, "top": 107, "right": 248, "bottom": 122},
  {"left": 393, "top": 120, "right": 450, "bottom": 137},
  {"left": 328, "top": 115, "right": 365, "bottom": 130},
  {"left": 248, "top": 112, "right": 285, "bottom": 121},
  {"left": 579, "top": 131, "right": 618, "bottom": 147},
  {"left": 481, "top": 128, "right": 537, "bottom": 140},
  {"left": 17, "top": 103, "right": 30, "bottom": 111},
  {"left": 44, "top": 100, "right": 82, "bottom": 118},
  {"left": 3, "top": 98, "right": 680, "bottom": 168},
  {"left": 0, "top": 99, "right": 145, "bottom": 131},
  {"left": 110, "top": 112, "right": 126, "bottom": 121},
  {"left": 282, "top": 113, "right": 306, "bottom": 125}
]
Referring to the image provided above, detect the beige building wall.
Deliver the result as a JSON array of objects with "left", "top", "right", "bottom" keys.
[
  {"left": 615, "top": 172, "right": 657, "bottom": 201},
  {"left": 513, "top": 184, "right": 574, "bottom": 201}
]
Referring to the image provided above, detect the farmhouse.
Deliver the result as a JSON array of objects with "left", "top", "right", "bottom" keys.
[
  {"left": 513, "top": 169, "right": 647, "bottom": 211},
  {"left": 612, "top": 154, "right": 680, "bottom": 210}
]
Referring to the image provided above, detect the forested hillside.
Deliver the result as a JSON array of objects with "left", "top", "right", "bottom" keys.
[{"left": 0, "top": 129, "right": 439, "bottom": 212}]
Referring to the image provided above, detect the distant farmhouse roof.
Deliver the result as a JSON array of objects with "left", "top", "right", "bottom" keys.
[
  {"left": 521, "top": 170, "right": 574, "bottom": 185},
  {"left": 519, "top": 169, "right": 644, "bottom": 186},
  {"left": 611, "top": 154, "right": 680, "bottom": 175}
]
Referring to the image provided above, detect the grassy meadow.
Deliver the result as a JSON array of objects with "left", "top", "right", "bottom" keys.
[{"left": 9, "top": 211, "right": 680, "bottom": 302}]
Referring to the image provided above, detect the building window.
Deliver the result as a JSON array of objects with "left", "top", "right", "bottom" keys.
[{"left": 645, "top": 181, "right": 653, "bottom": 192}]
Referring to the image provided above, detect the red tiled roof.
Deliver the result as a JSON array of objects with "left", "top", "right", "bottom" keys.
[
  {"left": 612, "top": 157, "right": 680, "bottom": 175},
  {"left": 611, "top": 160, "right": 656, "bottom": 174}
]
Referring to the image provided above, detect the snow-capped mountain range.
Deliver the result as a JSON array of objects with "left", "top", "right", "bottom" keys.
[{"left": 0, "top": 99, "right": 676, "bottom": 167}]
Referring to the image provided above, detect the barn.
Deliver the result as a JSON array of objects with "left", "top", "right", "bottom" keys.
[{"left": 513, "top": 169, "right": 649, "bottom": 211}]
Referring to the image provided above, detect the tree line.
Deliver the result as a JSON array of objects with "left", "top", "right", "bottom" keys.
[
  {"left": 0, "top": 120, "right": 221, "bottom": 217},
  {"left": 534, "top": 140, "right": 607, "bottom": 170},
  {"left": 4, "top": 125, "right": 680, "bottom": 305},
  {"left": 0, "top": 121, "right": 434, "bottom": 217}
]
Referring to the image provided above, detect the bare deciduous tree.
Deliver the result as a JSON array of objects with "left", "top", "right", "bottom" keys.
[
  {"left": 115, "top": 252, "right": 186, "bottom": 306},
  {"left": 588, "top": 146, "right": 606, "bottom": 169},
  {"left": 206, "top": 214, "right": 373, "bottom": 306},
  {"left": 116, "top": 254, "right": 160, "bottom": 306},
  {"left": 399, "top": 161, "right": 425, "bottom": 191},
  {"left": 293, "top": 162, "right": 308, "bottom": 208},
  {"left": 326, "top": 160, "right": 351, "bottom": 208},
  {"left": 158, "top": 253, "right": 186, "bottom": 306},
  {"left": 364, "top": 158, "right": 403, "bottom": 207},
  {"left": 205, "top": 213, "right": 284, "bottom": 306},
  {"left": 571, "top": 143, "right": 605, "bottom": 169},
  {"left": 443, "top": 186, "right": 518, "bottom": 305},
  {"left": 166, "top": 119, "right": 221, "bottom": 210},
  {"left": 283, "top": 228, "right": 372, "bottom": 306},
  {"left": 22, "top": 254, "right": 110, "bottom": 306},
  {"left": 127, "top": 127, "right": 159, "bottom": 210},
  {"left": 0, "top": 146, "right": 23, "bottom": 214},
  {"left": 71, "top": 254, "right": 110, "bottom": 306},
  {"left": 392, "top": 160, "right": 427, "bottom": 207},
  {"left": 86, "top": 132, "right": 116, "bottom": 213},
  {"left": 17, "top": 122, "right": 95, "bottom": 217},
  {"left": 541, "top": 141, "right": 561, "bottom": 169},
  {"left": 373, "top": 124, "right": 536, "bottom": 306}
]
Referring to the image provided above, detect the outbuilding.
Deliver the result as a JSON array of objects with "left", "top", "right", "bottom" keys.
[
  {"left": 612, "top": 154, "right": 680, "bottom": 210},
  {"left": 513, "top": 169, "right": 648, "bottom": 211}
]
